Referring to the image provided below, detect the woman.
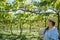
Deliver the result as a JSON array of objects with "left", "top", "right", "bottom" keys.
[{"left": 38, "top": 17, "right": 59, "bottom": 40}]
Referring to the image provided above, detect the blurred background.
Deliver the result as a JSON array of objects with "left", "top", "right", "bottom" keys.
[{"left": 0, "top": 0, "right": 60, "bottom": 40}]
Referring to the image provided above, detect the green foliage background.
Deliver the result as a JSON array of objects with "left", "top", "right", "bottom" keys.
[{"left": 0, "top": 0, "right": 60, "bottom": 40}]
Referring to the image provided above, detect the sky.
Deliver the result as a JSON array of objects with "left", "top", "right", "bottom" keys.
[
  {"left": 6, "top": 0, "right": 14, "bottom": 3},
  {"left": 6, "top": 0, "right": 40, "bottom": 3}
]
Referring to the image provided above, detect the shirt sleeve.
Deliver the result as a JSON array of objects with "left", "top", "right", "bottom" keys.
[
  {"left": 39, "top": 28, "right": 45, "bottom": 35},
  {"left": 50, "top": 28, "right": 59, "bottom": 40}
]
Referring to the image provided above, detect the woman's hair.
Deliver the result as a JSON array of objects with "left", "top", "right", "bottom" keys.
[{"left": 44, "top": 19, "right": 55, "bottom": 34}]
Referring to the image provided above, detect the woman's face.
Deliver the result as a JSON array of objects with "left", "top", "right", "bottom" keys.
[{"left": 47, "top": 20, "right": 52, "bottom": 27}]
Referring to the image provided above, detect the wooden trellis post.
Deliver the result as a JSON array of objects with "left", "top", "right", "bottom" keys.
[{"left": 57, "top": 11, "right": 60, "bottom": 31}]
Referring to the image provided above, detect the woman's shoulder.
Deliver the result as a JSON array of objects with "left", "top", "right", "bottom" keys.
[
  {"left": 50, "top": 27, "right": 58, "bottom": 33},
  {"left": 49, "top": 27, "right": 58, "bottom": 32},
  {"left": 52, "top": 27, "right": 58, "bottom": 31}
]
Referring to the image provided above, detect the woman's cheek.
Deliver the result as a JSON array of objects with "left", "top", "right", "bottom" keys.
[{"left": 47, "top": 21, "right": 50, "bottom": 26}]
